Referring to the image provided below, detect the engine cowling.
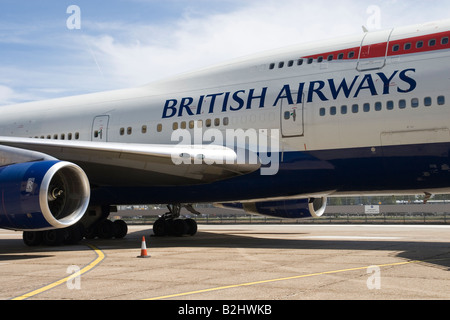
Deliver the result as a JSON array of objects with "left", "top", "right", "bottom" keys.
[
  {"left": 0, "top": 161, "right": 90, "bottom": 231},
  {"left": 223, "top": 197, "right": 328, "bottom": 219}
]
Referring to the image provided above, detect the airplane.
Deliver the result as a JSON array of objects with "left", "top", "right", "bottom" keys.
[{"left": 1, "top": 19, "right": 450, "bottom": 246}]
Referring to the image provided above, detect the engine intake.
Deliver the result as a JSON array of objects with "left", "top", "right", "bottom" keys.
[{"left": 0, "top": 161, "right": 90, "bottom": 231}]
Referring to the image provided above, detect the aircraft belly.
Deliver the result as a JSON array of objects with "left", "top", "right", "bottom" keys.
[{"left": 88, "top": 142, "right": 450, "bottom": 205}]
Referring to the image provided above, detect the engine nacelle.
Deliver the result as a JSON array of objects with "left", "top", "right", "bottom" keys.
[
  {"left": 0, "top": 161, "right": 90, "bottom": 231},
  {"left": 231, "top": 197, "right": 328, "bottom": 219}
]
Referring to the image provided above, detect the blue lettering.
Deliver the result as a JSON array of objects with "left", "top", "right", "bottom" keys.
[
  {"left": 162, "top": 99, "right": 177, "bottom": 118},
  {"left": 328, "top": 76, "right": 359, "bottom": 99},
  {"left": 307, "top": 81, "right": 328, "bottom": 103},
  {"left": 230, "top": 90, "right": 246, "bottom": 111},
  {"left": 397, "top": 68, "right": 417, "bottom": 93},
  {"left": 376, "top": 71, "right": 398, "bottom": 95},
  {"left": 354, "top": 74, "right": 377, "bottom": 97},
  {"left": 206, "top": 93, "right": 224, "bottom": 114},
  {"left": 222, "top": 92, "right": 231, "bottom": 112},
  {"left": 196, "top": 95, "right": 205, "bottom": 115},
  {"left": 178, "top": 97, "right": 195, "bottom": 117},
  {"left": 273, "top": 85, "right": 294, "bottom": 106},
  {"left": 247, "top": 87, "right": 268, "bottom": 109}
]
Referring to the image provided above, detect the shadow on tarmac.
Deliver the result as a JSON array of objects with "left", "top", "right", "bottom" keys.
[{"left": 1, "top": 226, "right": 449, "bottom": 271}]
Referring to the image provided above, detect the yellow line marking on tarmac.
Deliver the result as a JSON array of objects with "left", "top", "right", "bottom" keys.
[
  {"left": 145, "top": 259, "right": 429, "bottom": 300},
  {"left": 12, "top": 244, "right": 105, "bottom": 300}
]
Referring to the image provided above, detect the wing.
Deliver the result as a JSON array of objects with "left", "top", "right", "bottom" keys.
[{"left": 0, "top": 137, "right": 261, "bottom": 186}]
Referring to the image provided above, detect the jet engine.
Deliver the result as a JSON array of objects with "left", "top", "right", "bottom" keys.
[
  {"left": 220, "top": 197, "right": 328, "bottom": 219},
  {"left": 0, "top": 161, "right": 90, "bottom": 231}
]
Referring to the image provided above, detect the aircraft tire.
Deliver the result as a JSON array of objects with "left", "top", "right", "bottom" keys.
[
  {"left": 23, "top": 231, "right": 43, "bottom": 246},
  {"left": 185, "top": 218, "right": 197, "bottom": 236},
  {"left": 172, "top": 219, "right": 188, "bottom": 237},
  {"left": 153, "top": 218, "right": 166, "bottom": 237},
  {"left": 43, "top": 229, "right": 66, "bottom": 246},
  {"left": 113, "top": 220, "right": 128, "bottom": 239}
]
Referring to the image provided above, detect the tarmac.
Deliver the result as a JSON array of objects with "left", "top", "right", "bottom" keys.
[{"left": 1, "top": 224, "right": 450, "bottom": 301}]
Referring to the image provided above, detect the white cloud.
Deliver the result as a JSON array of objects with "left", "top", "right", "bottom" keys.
[
  {"left": 85, "top": 0, "right": 368, "bottom": 88},
  {"left": 4, "top": 0, "right": 450, "bottom": 103}
]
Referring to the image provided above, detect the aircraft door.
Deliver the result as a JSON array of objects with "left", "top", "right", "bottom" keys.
[
  {"left": 92, "top": 115, "right": 109, "bottom": 142},
  {"left": 280, "top": 92, "right": 304, "bottom": 137},
  {"left": 357, "top": 28, "right": 393, "bottom": 71}
]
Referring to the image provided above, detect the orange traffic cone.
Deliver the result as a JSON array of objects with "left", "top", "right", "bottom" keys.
[{"left": 137, "top": 236, "right": 151, "bottom": 258}]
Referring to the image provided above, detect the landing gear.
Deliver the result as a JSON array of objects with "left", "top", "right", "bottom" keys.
[
  {"left": 152, "top": 204, "right": 198, "bottom": 237},
  {"left": 21, "top": 205, "right": 129, "bottom": 247}
]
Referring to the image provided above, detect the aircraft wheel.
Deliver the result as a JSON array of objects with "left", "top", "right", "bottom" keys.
[
  {"left": 97, "top": 220, "right": 114, "bottom": 239},
  {"left": 172, "top": 219, "right": 188, "bottom": 237},
  {"left": 185, "top": 218, "right": 198, "bottom": 236},
  {"left": 64, "top": 225, "right": 84, "bottom": 245},
  {"left": 113, "top": 220, "right": 128, "bottom": 239},
  {"left": 153, "top": 218, "right": 166, "bottom": 237},
  {"left": 23, "top": 231, "right": 43, "bottom": 246},
  {"left": 43, "top": 230, "right": 66, "bottom": 246}
]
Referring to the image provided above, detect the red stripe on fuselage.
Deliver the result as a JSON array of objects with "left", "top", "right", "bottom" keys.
[{"left": 302, "top": 30, "right": 450, "bottom": 61}]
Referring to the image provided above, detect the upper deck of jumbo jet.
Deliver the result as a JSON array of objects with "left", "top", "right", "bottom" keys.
[
  {"left": 147, "top": 19, "right": 450, "bottom": 93},
  {"left": 2, "top": 19, "right": 450, "bottom": 118}
]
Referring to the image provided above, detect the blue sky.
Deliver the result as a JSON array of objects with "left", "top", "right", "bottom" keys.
[{"left": 1, "top": 0, "right": 450, "bottom": 105}]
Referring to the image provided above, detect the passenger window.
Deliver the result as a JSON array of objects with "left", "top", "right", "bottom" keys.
[
  {"left": 348, "top": 51, "right": 355, "bottom": 59},
  {"left": 363, "top": 103, "right": 370, "bottom": 112},
  {"left": 142, "top": 125, "right": 147, "bottom": 134},
  {"left": 278, "top": 62, "right": 284, "bottom": 68},
  {"left": 387, "top": 101, "right": 394, "bottom": 110},
  {"left": 206, "top": 119, "right": 212, "bottom": 127},
  {"left": 438, "top": 96, "right": 446, "bottom": 105},
  {"left": 442, "top": 37, "right": 449, "bottom": 45},
  {"left": 317, "top": 56, "right": 323, "bottom": 63},
  {"left": 288, "top": 60, "right": 294, "bottom": 67},
  {"left": 399, "top": 100, "right": 406, "bottom": 109},
  {"left": 330, "top": 106, "right": 337, "bottom": 115},
  {"left": 411, "top": 98, "right": 419, "bottom": 108},
  {"left": 68, "top": 133, "right": 72, "bottom": 140},
  {"left": 180, "top": 121, "right": 186, "bottom": 129},
  {"left": 352, "top": 104, "right": 359, "bottom": 113},
  {"left": 189, "top": 121, "right": 195, "bottom": 129},
  {"left": 320, "top": 108, "right": 326, "bottom": 117},
  {"left": 424, "top": 97, "right": 432, "bottom": 107},
  {"left": 284, "top": 111, "right": 291, "bottom": 120},
  {"left": 327, "top": 55, "right": 334, "bottom": 61},
  {"left": 157, "top": 124, "right": 162, "bottom": 132},
  {"left": 375, "top": 102, "right": 382, "bottom": 111},
  {"left": 341, "top": 105, "right": 347, "bottom": 114},
  {"left": 214, "top": 118, "right": 220, "bottom": 126},
  {"left": 429, "top": 39, "right": 436, "bottom": 47},
  {"left": 416, "top": 41, "right": 424, "bottom": 49},
  {"left": 269, "top": 63, "right": 275, "bottom": 70},
  {"left": 404, "top": 43, "right": 412, "bottom": 50},
  {"left": 392, "top": 44, "right": 400, "bottom": 52},
  {"left": 173, "top": 122, "right": 179, "bottom": 130},
  {"left": 337, "top": 53, "right": 344, "bottom": 60},
  {"left": 307, "top": 58, "right": 313, "bottom": 64},
  {"left": 297, "top": 59, "right": 304, "bottom": 66},
  {"left": 127, "top": 127, "right": 132, "bottom": 135},
  {"left": 223, "top": 117, "right": 229, "bottom": 126},
  {"left": 120, "top": 128, "right": 125, "bottom": 136},
  {"left": 75, "top": 132, "right": 80, "bottom": 140}
]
